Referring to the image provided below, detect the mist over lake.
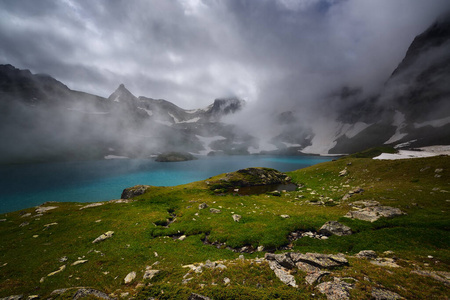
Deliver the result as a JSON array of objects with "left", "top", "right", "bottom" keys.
[{"left": 0, "top": 155, "right": 333, "bottom": 213}]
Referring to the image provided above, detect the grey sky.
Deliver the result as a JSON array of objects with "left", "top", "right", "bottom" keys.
[{"left": 0, "top": 0, "right": 449, "bottom": 109}]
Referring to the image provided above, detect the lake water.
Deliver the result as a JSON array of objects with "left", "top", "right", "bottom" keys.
[{"left": 0, "top": 155, "right": 333, "bottom": 213}]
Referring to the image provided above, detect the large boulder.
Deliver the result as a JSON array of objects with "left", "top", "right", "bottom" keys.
[
  {"left": 319, "top": 221, "right": 352, "bottom": 236},
  {"left": 121, "top": 185, "right": 151, "bottom": 199},
  {"left": 209, "top": 167, "right": 291, "bottom": 191},
  {"left": 345, "top": 206, "right": 405, "bottom": 222}
]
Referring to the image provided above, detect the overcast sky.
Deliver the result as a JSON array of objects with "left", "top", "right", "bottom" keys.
[{"left": 0, "top": 0, "right": 449, "bottom": 109}]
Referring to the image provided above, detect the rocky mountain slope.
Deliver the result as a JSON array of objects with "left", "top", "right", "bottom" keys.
[
  {"left": 1, "top": 18, "right": 449, "bottom": 162},
  {"left": 0, "top": 65, "right": 248, "bottom": 163}
]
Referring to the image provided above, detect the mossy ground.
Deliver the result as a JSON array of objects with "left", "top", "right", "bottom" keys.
[{"left": 0, "top": 155, "right": 449, "bottom": 299}]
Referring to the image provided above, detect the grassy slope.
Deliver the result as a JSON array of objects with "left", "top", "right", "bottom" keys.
[{"left": 0, "top": 155, "right": 449, "bottom": 299}]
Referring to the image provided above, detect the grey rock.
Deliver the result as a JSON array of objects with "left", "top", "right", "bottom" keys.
[
  {"left": 319, "top": 221, "right": 352, "bottom": 236},
  {"left": 338, "top": 169, "right": 348, "bottom": 177},
  {"left": 124, "top": 271, "right": 136, "bottom": 284},
  {"left": 351, "top": 200, "right": 380, "bottom": 208},
  {"left": 232, "top": 214, "right": 241, "bottom": 222},
  {"left": 0, "top": 295, "right": 23, "bottom": 300},
  {"left": 73, "top": 288, "right": 114, "bottom": 300},
  {"left": 92, "top": 231, "right": 114, "bottom": 243},
  {"left": 188, "top": 293, "right": 211, "bottom": 300},
  {"left": 370, "top": 258, "right": 400, "bottom": 268},
  {"left": 143, "top": 268, "right": 160, "bottom": 280},
  {"left": 267, "top": 260, "right": 298, "bottom": 287},
  {"left": 199, "top": 203, "right": 208, "bottom": 209},
  {"left": 356, "top": 250, "right": 377, "bottom": 259},
  {"left": 290, "top": 252, "right": 348, "bottom": 269},
  {"left": 223, "top": 277, "right": 231, "bottom": 285},
  {"left": 316, "top": 277, "right": 353, "bottom": 300},
  {"left": 411, "top": 270, "right": 450, "bottom": 286},
  {"left": 35, "top": 206, "right": 58, "bottom": 214},
  {"left": 280, "top": 214, "right": 290, "bottom": 219},
  {"left": 305, "top": 271, "right": 330, "bottom": 285},
  {"left": 265, "top": 253, "right": 295, "bottom": 269},
  {"left": 345, "top": 206, "right": 405, "bottom": 222},
  {"left": 121, "top": 185, "right": 151, "bottom": 199},
  {"left": 371, "top": 287, "right": 404, "bottom": 299},
  {"left": 210, "top": 208, "right": 221, "bottom": 214}
]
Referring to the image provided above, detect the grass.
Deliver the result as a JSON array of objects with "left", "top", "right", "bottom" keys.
[{"left": 0, "top": 154, "right": 449, "bottom": 299}]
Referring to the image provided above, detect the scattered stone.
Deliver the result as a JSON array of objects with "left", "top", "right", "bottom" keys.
[
  {"left": 370, "top": 258, "right": 400, "bottom": 268},
  {"left": 0, "top": 295, "right": 23, "bottom": 300},
  {"left": 47, "top": 265, "right": 66, "bottom": 277},
  {"left": 73, "top": 288, "right": 113, "bottom": 300},
  {"left": 124, "top": 271, "right": 136, "bottom": 284},
  {"left": 435, "top": 168, "right": 443, "bottom": 173},
  {"left": 411, "top": 270, "right": 450, "bottom": 286},
  {"left": 223, "top": 277, "right": 231, "bottom": 285},
  {"left": 43, "top": 222, "right": 58, "bottom": 229},
  {"left": 265, "top": 253, "right": 295, "bottom": 269},
  {"left": 280, "top": 214, "right": 290, "bottom": 219},
  {"left": 296, "top": 261, "right": 320, "bottom": 273},
  {"left": 79, "top": 203, "right": 104, "bottom": 210},
  {"left": 355, "top": 250, "right": 377, "bottom": 259},
  {"left": 232, "top": 214, "right": 241, "bottom": 222},
  {"left": 71, "top": 260, "right": 88, "bottom": 266},
  {"left": 267, "top": 260, "right": 298, "bottom": 288},
  {"left": 238, "top": 255, "right": 245, "bottom": 260},
  {"left": 216, "top": 263, "right": 227, "bottom": 269},
  {"left": 345, "top": 206, "right": 405, "bottom": 222},
  {"left": 120, "top": 293, "right": 129, "bottom": 298},
  {"left": 188, "top": 293, "right": 211, "bottom": 300},
  {"left": 210, "top": 208, "right": 221, "bottom": 214},
  {"left": 257, "top": 246, "right": 264, "bottom": 252},
  {"left": 35, "top": 206, "right": 58, "bottom": 214},
  {"left": 339, "top": 169, "right": 348, "bottom": 177},
  {"left": 178, "top": 235, "right": 187, "bottom": 241},
  {"left": 316, "top": 277, "right": 353, "bottom": 300},
  {"left": 199, "top": 203, "right": 208, "bottom": 209},
  {"left": 92, "top": 231, "right": 114, "bottom": 243},
  {"left": 305, "top": 271, "right": 330, "bottom": 285},
  {"left": 21, "top": 213, "right": 31, "bottom": 218},
  {"left": 0, "top": 219, "right": 6, "bottom": 222},
  {"left": 143, "top": 268, "right": 160, "bottom": 280},
  {"left": 371, "top": 287, "right": 404, "bottom": 299},
  {"left": 19, "top": 222, "right": 29, "bottom": 227},
  {"left": 27, "top": 295, "right": 39, "bottom": 300},
  {"left": 32, "top": 235, "right": 39, "bottom": 238},
  {"left": 383, "top": 251, "right": 394, "bottom": 255},
  {"left": 121, "top": 185, "right": 151, "bottom": 199},
  {"left": 319, "top": 221, "right": 352, "bottom": 236}
]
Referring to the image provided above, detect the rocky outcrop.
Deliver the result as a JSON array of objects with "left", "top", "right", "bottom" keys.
[
  {"left": 121, "top": 185, "right": 151, "bottom": 199},
  {"left": 319, "top": 221, "right": 352, "bottom": 236},
  {"left": 73, "top": 288, "right": 114, "bottom": 300},
  {"left": 345, "top": 205, "right": 405, "bottom": 222},
  {"left": 265, "top": 252, "right": 348, "bottom": 288},
  {"left": 209, "top": 167, "right": 291, "bottom": 192},
  {"left": 316, "top": 277, "right": 354, "bottom": 300}
]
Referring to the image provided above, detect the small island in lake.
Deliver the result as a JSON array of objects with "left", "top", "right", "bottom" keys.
[{"left": 155, "top": 151, "right": 197, "bottom": 162}]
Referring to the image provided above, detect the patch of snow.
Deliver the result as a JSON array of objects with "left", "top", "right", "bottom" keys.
[
  {"left": 155, "top": 120, "right": 173, "bottom": 126},
  {"left": 196, "top": 135, "right": 227, "bottom": 155},
  {"left": 185, "top": 109, "right": 200, "bottom": 114},
  {"left": 414, "top": 116, "right": 450, "bottom": 128},
  {"left": 418, "top": 145, "right": 450, "bottom": 155},
  {"left": 384, "top": 110, "right": 408, "bottom": 144},
  {"left": 394, "top": 140, "right": 417, "bottom": 149},
  {"left": 138, "top": 107, "right": 153, "bottom": 116},
  {"left": 168, "top": 112, "right": 180, "bottom": 123},
  {"left": 179, "top": 117, "right": 200, "bottom": 123},
  {"left": 104, "top": 155, "right": 129, "bottom": 159},
  {"left": 302, "top": 119, "right": 345, "bottom": 155},
  {"left": 373, "top": 149, "right": 446, "bottom": 160},
  {"left": 345, "top": 122, "right": 371, "bottom": 139}
]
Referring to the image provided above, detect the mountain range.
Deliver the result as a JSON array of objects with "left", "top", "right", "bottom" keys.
[{"left": 0, "top": 17, "right": 449, "bottom": 163}]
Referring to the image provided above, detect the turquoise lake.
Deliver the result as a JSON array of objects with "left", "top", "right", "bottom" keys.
[{"left": 0, "top": 155, "right": 333, "bottom": 213}]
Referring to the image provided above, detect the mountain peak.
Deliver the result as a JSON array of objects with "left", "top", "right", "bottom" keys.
[{"left": 108, "top": 84, "right": 137, "bottom": 103}]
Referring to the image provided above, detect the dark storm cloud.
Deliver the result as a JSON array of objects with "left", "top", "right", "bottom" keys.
[{"left": 0, "top": 0, "right": 449, "bottom": 110}]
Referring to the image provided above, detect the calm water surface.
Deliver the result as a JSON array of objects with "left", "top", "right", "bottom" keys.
[{"left": 0, "top": 155, "right": 333, "bottom": 213}]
